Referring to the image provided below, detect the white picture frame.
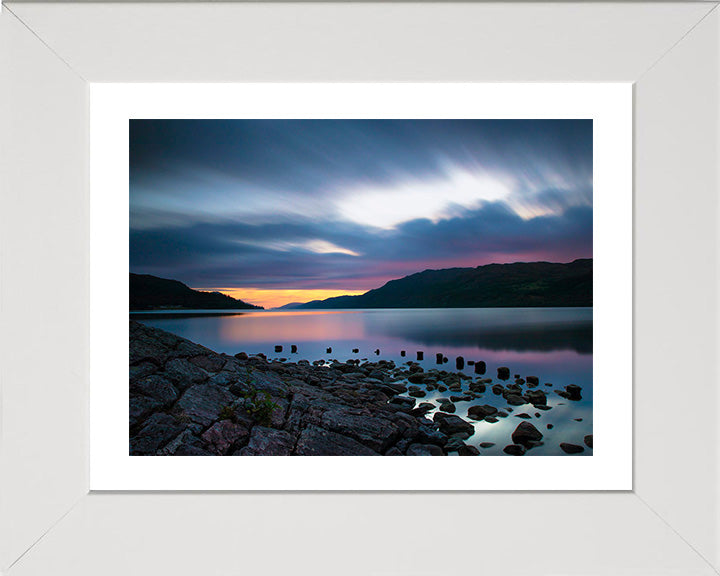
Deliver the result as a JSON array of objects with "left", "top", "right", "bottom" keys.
[{"left": 1, "top": 2, "right": 719, "bottom": 575}]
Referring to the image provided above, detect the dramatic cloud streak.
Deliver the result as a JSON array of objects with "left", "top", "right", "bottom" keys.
[{"left": 130, "top": 119, "right": 592, "bottom": 306}]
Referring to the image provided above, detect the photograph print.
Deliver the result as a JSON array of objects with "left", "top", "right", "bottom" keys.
[{"left": 129, "top": 119, "right": 593, "bottom": 457}]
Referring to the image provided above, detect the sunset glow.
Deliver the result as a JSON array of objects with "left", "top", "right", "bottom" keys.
[{"left": 205, "top": 288, "right": 367, "bottom": 310}]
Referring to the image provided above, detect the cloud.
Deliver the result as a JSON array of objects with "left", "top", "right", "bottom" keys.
[
  {"left": 129, "top": 119, "right": 593, "bottom": 291},
  {"left": 130, "top": 199, "right": 591, "bottom": 291}
]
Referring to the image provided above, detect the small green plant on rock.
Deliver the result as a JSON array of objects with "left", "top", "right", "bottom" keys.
[
  {"left": 218, "top": 404, "right": 235, "bottom": 421},
  {"left": 242, "top": 386, "right": 279, "bottom": 426}
]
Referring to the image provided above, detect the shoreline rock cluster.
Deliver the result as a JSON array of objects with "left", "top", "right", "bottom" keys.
[{"left": 130, "top": 320, "right": 591, "bottom": 456}]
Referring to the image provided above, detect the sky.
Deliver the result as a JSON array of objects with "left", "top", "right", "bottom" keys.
[{"left": 130, "top": 119, "right": 592, "bottom": 309}]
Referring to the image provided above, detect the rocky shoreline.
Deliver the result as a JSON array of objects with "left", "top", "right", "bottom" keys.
[{"left": 130, "top": 320, "right": 592, "bottom": 456}]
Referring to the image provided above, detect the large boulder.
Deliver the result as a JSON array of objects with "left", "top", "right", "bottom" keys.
[
  {"left": 436, "top": 414, "right": 474, "bottom": 436},
  {"left": 511, "top": 421, "right": 543, "bottom": 446},
  {"left": 467, "top": 404, "right": 498, "bottom": 421}
]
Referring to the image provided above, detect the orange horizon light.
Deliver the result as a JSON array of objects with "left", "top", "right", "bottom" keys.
[{"left": 199, "top": 287, "right": 367, "bottom": 310}]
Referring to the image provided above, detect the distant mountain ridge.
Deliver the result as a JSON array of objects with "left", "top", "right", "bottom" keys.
[
  {"left": 274, "top": 302, "right": 305, "bottom": 310},
  {"left": 295, "top": 259, "right": 592, "bottom": 309},
  {"left": 130, "top": 274, "right": 263, "bottom": 310}
]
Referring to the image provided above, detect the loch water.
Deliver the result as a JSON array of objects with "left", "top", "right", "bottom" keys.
[{"left": 132, "top": 307, "right": 593, "bottom": 455}]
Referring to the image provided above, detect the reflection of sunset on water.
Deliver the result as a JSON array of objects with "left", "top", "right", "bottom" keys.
[{"left": 218, "top": 311, "right": 366, "bottom": 343}]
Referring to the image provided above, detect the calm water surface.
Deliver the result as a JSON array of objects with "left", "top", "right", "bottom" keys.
[{"left": 132, "top": 307, "right": 592, "bottom": 455}]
